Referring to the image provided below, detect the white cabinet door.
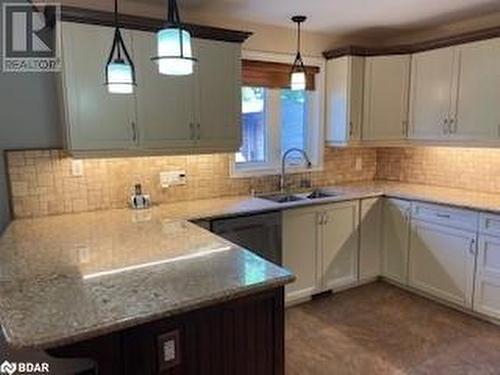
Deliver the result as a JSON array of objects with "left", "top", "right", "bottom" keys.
[
  {"left": 454, "top": 39, "right": 500, "bottom": 140},
  {"left": 409, "top": 220, "right": 476, "bottom": 307},
  {"left": 133, "top": 30, "right": 197, "bottom": 149},
  {"left": 382, "top": 198, "right": 411, "bottom": 284},
  {"left": 195, "top": 39, "right": 241, "bottom": 150},
  {"left": 474, "top": 235, "right": 500, "bottom": 319},
  {"left": 409, "top": 47, "right": 458, "bottom": 140},
  {"left": 61, "top": 22, "right": 137, "bottom": 151},
  {"left": 283, "top": 207, "right": 320, "bottom": 303},
  {"left": 321, "top": 201, "right": 360, "bottom": 290},
  {"left": 360, "top": 198, "right": 382, "bottom": 281},
  {"left": 363, "top": 55, "right": 410, "bottom": 141},
  {"left": 326, "top": 56, "right": 364, "bottom": 145}
]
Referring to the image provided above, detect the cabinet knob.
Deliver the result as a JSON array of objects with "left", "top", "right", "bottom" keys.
[
  {"left": 469, "top": 237, "right": 477, "bottom": 256},
  {"left": 131, "top": 122, "right": 138, "bottom": 143},
  {"left": 197, "top": 123, "right": 201, "bottom": 140},
  {"left": 189, "top": 123, "right": 195, "bottom": 140}
]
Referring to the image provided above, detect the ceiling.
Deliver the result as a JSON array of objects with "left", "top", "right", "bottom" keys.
[{"left": 143, "top": 0, "right": 500, "bottom": 34}]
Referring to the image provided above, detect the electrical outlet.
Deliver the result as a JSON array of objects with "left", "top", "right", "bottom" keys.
[
  {"left": 157, "top": 331, "right": 181, "bottom": 371},
  {"left": 71, "top": 160, "right": 84, "bottom": 177},
  {"left": 355, "top": 157, "right": 363, "bottom": 171},
  {"left": 160, "top": 171, "right": 187, "bottom": 188}
]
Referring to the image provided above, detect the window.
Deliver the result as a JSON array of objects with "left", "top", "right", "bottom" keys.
[{"left": 233, "top": 52, "right": 324, "bottom": 177}]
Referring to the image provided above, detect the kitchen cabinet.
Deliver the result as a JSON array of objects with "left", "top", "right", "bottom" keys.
[
  {"left": 325, "top": 56, "right": 364, "bottom": 145},
  {"left": 454, "top": 39, "right": 500, "bottom": 140},
  {"left": 133, "top": 30, "right": 197, "bottom": 149},
  {"left": 474, "top": 235, "right": 500, "bottom": 320},
  {"left": 282, "top": 206, "right": 320, "bottom": 303},
  {"left": 359, "top": 198, "right": 382, "bottom": 281},
  {"left": 61, "top": 22, "right": 242, "bottom": 155},
  {"left": 382, "top": 198, "right": 411, "bottom": 284},
  {"left": 283, "top": 200, "right": 360, "bottom": 303},
  {"left": 409, "top": 219, "right": 476, "bottom": 308},
  {"left": 321, "top": 201, "right": 360, "bottom": 290},
  {"left": 61, "top": 22, "right": 138, "bottom": 151},
  {"left": 409, "top": 47, "right": 459, "bottom": 140},
  {"left": 362, "top": 55, "right": 411, "bottom": 141}
]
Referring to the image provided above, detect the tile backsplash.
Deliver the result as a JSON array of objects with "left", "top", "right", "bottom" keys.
[
  {"left": 6, "top": 148, "right": 377, "bottom": 219},
  {"left": 376, "top": 147, "right": 500, "bottom": 193}
]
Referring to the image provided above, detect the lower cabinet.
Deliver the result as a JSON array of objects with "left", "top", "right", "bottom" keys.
[
  {"left": 474, "top": 234, "right": 500, "bottom": 319},
  {"left": 283, "top": 201, "right": 360, "bottom": 304},
  {"left": 382, "top": 198, "right": 411, "bottom": 284},
  {"left": 359, "top": 198, "right": 382, "bottom": 281},
  {"left": 409, "top": 219, "right": 477, "bottom": 308}
]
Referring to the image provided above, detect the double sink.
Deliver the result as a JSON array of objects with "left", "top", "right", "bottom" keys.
[{"left": 259, "top": 189, "right": 341, "bottom": 204}]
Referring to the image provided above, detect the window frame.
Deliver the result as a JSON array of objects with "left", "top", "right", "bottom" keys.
[{"left": 231, "top": 50, "right": 326, "bottom": 178}]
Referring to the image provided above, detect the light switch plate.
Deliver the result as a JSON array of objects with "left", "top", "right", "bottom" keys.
[
  {"left": 71, "top": 160, "right": 84, "bottom": 177},
  {"left": 160, "top": 170, "right": 186, "bottom": 188}
]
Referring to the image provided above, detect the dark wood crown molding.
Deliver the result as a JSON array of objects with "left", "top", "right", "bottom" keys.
[
  {"left": 60, "top": 6, "right": 252, "bottom": 44},
  {"left": 323, "top": 25, "right": 500, "bottom": 59}
]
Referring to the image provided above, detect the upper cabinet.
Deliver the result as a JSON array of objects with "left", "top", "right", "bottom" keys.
[
  {"left": 325, "top": 56, "right": 364, "bottom": 145},
  {"left": 454, "top": 39, "right": 500, "bottom": 141},
  {"left": 409, "top": 47, "right": 459, "bottom": 140},
  {"left": 61, "top": 22, "right": 138, "bottom": 151},
  {"left": 60, "top": 21, "right": 244, "bottom": 155},
  {"left": 363, "top": 55, "right": 411, "bottom": 141}
]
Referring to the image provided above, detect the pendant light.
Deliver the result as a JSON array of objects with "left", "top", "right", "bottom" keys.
[
  {"left": 105, "top": 0, "right": 136, "bottom": 94},
  {"left": 152, "top": 0, "right": 197, "bottom": 76},
  {"left": 290, "top": 15, "right": 307, "bottom": 91}
]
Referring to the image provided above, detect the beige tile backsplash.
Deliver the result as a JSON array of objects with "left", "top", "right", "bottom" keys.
[
  {"left": 376, "top": 147, "right": 500, "bottom": 193},
  {"left": 6, "top": 148, "right": 377, "bottom": 219}
]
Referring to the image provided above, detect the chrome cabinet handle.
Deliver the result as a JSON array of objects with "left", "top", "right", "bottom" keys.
[
  {"left": 469, "top": 237, "right": 477, "bottom": 256},
  {"left": 131, "top": 122, "right": 137, "bottom": 143},
  {"left": 436, "top": 213, "right": 451, "bottom": 219},
  {"left": 197, "top": 123, "right": 201, "bottom": 140},
  {"left": 443, "top": 118, "right": 449, "bottom": 135},
  {"left": 189, "top": 123, "right": 195, "bottom": 140},
  {"left": 349, "top": 121, "right": 354, "bottom": 137},
  {"left": 324, "top": 214, "right": 329, "bottom": 225},
  {"left": 449, "top": 118, "right": 456, "bottom": 134}
]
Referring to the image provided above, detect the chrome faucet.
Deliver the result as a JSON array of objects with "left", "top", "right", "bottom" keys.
[{"left": 280, "top": 148, "right": 312, "bottom": 192}]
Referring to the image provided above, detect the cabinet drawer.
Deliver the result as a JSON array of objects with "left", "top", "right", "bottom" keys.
[
  {"left": 480, "top": 213, "right": 500, "bottom": 237},
  {"left": 412, "top": 202, "right": 478, "bottom": 231}
]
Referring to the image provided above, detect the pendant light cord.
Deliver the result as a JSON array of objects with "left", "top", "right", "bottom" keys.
[
  {"left": 167, "top": 0, "right": 181, "bottom": 25},
  {"left": 297, "top": 21, "right": 301, "bottom": 57}
]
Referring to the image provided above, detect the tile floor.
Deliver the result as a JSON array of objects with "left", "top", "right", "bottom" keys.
[{"left": 285, "top": 282, "right": 500, "bottom": 375}]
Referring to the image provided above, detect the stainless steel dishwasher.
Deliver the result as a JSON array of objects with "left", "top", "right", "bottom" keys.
[{"left": 193, "top": 212, "right": 282, "bottom": 265}]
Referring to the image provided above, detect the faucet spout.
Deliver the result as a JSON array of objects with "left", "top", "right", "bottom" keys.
[{"left": 280, "top": 148, "right": 313, "bottom": 192}]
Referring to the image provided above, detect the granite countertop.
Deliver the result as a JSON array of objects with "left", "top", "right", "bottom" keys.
[
  {"left": 155, "top": 181, "right": 500, "bottom": 221},
  {"left": 2, "top": 180, "right": 500, "bottom": 350},
  {"left": 0, "top": 210, "right": 294, "bottom": 349}
]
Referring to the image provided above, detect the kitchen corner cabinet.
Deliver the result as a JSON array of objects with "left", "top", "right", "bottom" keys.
[
  {"left": 283, "top": 201, "right": 359, "bottom": 304},
  {"left": 409, "top": 47, "right": 459, "bottom": 140},
  {"left": 359, "top": 198, "right": 382, "bottom": 281},
  {"left": 363, "top": 55, "right": 410, "bottom": 141},
  {"left": 325, "top": 56, "right": 364, "bottom": 146},
  {"left": 382, "top": 198, "right": 411, "bottom": 284},
  {"left": 409, "top": 219, "right": 476, "bottom": 308},
  {"left": 454, "top": 39, "right": 500, "bottom": 141},
  {"left": 61, "top": 22, "right": 138, "bottom": 151},
  {"left": 60, "top": 22, "right": 242, "bottom": 155}
]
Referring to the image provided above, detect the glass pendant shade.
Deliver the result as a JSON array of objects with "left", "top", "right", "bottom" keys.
[
  {"left": 290, "top": 15, "right": 307, "bottom": 91},
  {"left": 105, "top": 0, "right": 137, "bottom": 94},
  {"left": 107, "top": 60, "right": 134, "bottom": 94},
  {"left": 156, "top": 28, "right": 194, "bottom": 76},
  {"left": 291, "top": 71, "right": 306, "bottom": 91}
]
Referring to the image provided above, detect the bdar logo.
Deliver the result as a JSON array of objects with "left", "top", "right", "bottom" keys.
[{"left": 0, "top": 361, "right": 16, "bottom": 375}]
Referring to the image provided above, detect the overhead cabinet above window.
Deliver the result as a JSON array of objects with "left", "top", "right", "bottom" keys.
[{"left": 60, "top": 21, "right": 247, "bottom": 156}]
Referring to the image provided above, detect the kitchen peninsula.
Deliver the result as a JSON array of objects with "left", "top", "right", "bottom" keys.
[{"left": 0, "top": 208, "right": 293, "bottom": 374}]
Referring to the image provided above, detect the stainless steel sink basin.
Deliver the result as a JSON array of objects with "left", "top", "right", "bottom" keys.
[
  {"left": 304, "top": 189, "right": 340, "bottom": 200},
  {"left": 258, "top": 194, "right": 305, "bottom": 203}
]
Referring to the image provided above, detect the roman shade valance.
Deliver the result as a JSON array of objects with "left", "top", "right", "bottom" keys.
[{"left": 242, "top": 59, "right": 320, "bottom": 90}]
